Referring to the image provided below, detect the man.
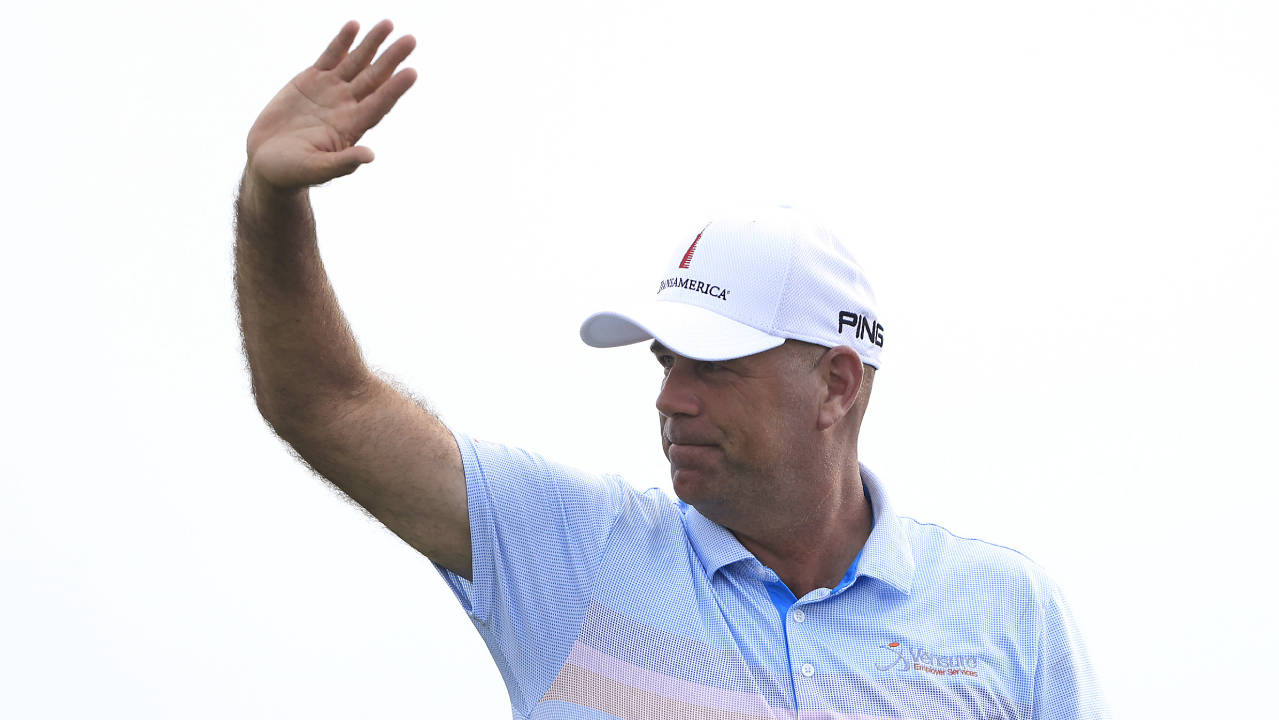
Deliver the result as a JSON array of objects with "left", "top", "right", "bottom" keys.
[{"left": 236, "top": 20, "right": 1108, "bottom": 719}]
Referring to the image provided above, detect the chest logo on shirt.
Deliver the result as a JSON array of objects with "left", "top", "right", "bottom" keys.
[{"left": 876, "top": 641, "right": 981, "bottom": 677}]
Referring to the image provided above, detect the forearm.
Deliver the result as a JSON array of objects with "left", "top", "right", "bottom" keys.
[{"left": 234, "top": 170, "right": 374, "bottom": 427}]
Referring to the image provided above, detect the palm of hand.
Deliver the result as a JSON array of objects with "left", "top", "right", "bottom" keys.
[{"left": 246, "top": 20, "right": 416, "bottom": 191}]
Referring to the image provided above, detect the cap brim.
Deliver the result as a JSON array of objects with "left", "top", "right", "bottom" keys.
[{"left": 580, "top": 301, "right": 785, "bottom": 361}]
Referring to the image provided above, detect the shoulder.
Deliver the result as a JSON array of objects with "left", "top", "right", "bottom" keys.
[
  {"left": 461, "top": 431, "right": 677, "bottom": 524},
  {"left": 899, "top": 516, "right": 1061, "bottom": 610}
]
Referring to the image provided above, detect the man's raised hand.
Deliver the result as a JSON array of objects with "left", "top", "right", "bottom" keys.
[
  {"left": 235, "top": 20, "right": 471, "bottom": 579},
  {"left": 246, "top": 20, "right": 417, "bottom": 192}
]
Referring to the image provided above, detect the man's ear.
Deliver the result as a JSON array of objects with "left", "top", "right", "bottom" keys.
[{"left": 816, "top": 346, "right": 863, "bottom": 431}]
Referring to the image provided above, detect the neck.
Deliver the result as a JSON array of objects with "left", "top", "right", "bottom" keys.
[{"left": 731, "top": 462, "right": 873, "bottom": 598}]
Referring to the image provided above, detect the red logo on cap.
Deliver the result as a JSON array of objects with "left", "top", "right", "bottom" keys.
[{"left": 679, "top": 228, "right": 706, "bottom": 269}]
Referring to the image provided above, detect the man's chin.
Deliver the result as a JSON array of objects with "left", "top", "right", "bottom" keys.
[{"left": 670, "top": 465, "right": 718, "bottom": 506}]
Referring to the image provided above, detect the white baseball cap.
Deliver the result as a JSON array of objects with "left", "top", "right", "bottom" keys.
[{"left": 580, "top": 206, "right": 885, "bottom": 367}]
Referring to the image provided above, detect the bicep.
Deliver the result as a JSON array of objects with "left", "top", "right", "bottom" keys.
[{"left": 278, "top": 377, "right": 473, "bottom": 579}]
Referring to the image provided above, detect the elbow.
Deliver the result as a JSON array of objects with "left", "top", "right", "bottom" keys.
[
  {"left": 250, "top": 385, "right": 292, "bottom": 433},
  {"left": 250, "top": 372, "right": 377, "bottom": 439},
  {"left": 250, "top": 381, "right": 303, "bottom": 440}
]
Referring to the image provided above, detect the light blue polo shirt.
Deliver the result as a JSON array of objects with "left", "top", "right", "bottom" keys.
[{"left": 435, "top": 431, "right": 1109, "bottom": 719}]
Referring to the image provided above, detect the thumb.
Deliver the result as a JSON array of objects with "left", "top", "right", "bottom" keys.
[{"left": 318, "top": 145, "right": 375, "bottom": 181}]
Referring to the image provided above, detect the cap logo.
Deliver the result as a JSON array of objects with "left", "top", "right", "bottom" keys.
[
  {"left": 838, "top": 311, "right": 885, "bottom": 347},
  {"left": 678, "top": 227, "right": 707, "bottom": 269},
  {"left": 657, "top": 276, "right": 730, "bottom": 300}
]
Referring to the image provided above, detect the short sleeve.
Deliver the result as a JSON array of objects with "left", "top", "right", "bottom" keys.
[
  {"left": 1032, "top": 575, "right": 1110, "bottom": 720},
  {"left": 434, "top": 429, "right": 631, "bottom": 712}
]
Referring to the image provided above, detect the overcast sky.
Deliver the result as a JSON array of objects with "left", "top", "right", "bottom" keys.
[{"left": 2, "top": 1, "right": 1275, "bottom": 717}]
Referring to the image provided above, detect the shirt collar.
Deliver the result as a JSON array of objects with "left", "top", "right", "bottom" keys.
[
  {"left": 679, "top": 463, "right": 915, "bottom": 596},
  {"left": 680, "top": 501, "right": 757, "bottom": 578},
  {"left": 856, "top": 464, "right": 915, "bottom": 596}
]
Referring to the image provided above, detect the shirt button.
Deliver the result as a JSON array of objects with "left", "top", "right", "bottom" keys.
[
  {"left": 800, "top": 663, "right": 815, "bottom": 677},
  {"left": 792, "top": 609, "right": 806, "bottom": 623}
]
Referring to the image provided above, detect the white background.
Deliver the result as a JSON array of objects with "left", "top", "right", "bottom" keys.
[{"left": 2, "top": 1, "right": 1275, "bottom": 717}]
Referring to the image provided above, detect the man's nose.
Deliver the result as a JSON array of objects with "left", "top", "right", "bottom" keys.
[{"left": 656, "top": 358, "right": 701, "bottom": 418}]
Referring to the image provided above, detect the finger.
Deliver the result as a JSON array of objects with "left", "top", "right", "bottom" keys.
[
  {"left": 336, "top": 19, "right": 393, "bottom": 82},
  {"left": 352, "top": 67, "right": 418, "bottom": 133},
  {"left": 314, "top": 21, "right": 359, "bottom": 71},
  {"left": 350, "top": 34, "right": 417, "bottom": 101}
]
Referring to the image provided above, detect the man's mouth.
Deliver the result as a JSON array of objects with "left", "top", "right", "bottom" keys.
[{"left": 665, "top": 441, "right": 719, "bottom": 465}]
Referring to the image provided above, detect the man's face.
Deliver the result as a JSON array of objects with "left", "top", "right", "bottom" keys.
[{"left": 650, "top": 340, "right": 823, "bottom": 524}]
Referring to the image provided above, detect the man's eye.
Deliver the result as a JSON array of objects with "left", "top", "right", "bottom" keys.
[
  {"left": 656, "top": 354, "right": 675, "bottom": 369},
  {"left": 698, "top": 361, "right": 722, "bottom": 373}
]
